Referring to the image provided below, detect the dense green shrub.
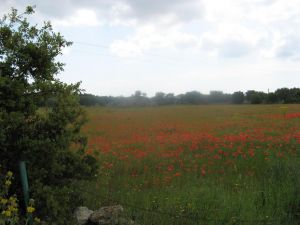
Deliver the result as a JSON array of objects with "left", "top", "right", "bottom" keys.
[{"left": 0, "top": 7, "right": 98, "bottom": 224}]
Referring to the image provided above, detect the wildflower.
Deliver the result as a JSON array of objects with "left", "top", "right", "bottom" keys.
[
  {"left": 8, "top": 196, "right": 17, "bottom": 203},
  {"left": 34, "top": 217, "right": 41, "bottom": 223},
  {"left": 2, "top": 210, "right": 12, "bottom": 217},
  {"left": 6, "top": 171, "right": 13, "bottom": 177},
  {"left": 26, "top": 206, "right": 35, "bottom": 213},
  {"left": 248, "top": 149, "right": 255, "bottom": 157},
  {"left": 5, "top": 180, "right": 12, "bottom": 186},
  {"left": 167, "top": 165, "right": 174, "bottom": 172},
  {"left": 201, "top": 166, "right": 206, "bottom": 176},
  {"left": 8, "top": 205, "right": 18, "bottom": 212},
  {"left": 1, "top": 198, "right": 8, "bottom": 205},
  {"left": 29, "top": 198, "right": 35, "bottom": 205}
]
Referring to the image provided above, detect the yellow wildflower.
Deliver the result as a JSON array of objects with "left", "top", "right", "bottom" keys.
[
  {"left": 6, "top": 171, "right": 13, "bottom": 177},
  {"left": 9, "top": 196, "right": 17, "bottom": 203},
  {"left": 34, "top": 217, "right": 41, "bottom": 223},
  {"left": 26, "top": 206, "right": 35, "bottom": 213},
  {"left": 0, "top": 198, "right": 8, "bottom": 205},
  {"left": 2, "top": 210, "right": 12, "bottom": 217},
  {"left": 8, "top": 205, "right": 18, "bottom": 212},
  {"left": 5, "top": 180, "right": 12, "bottom": 186}
]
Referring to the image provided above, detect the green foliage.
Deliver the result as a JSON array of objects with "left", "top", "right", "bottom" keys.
[
  {"left": 0, "top": 170, "right": 19, "bottom": 225},
  {"left": 276, "top": 88, "right": 300, "bottom": 103},
  {"left": 232, "top": 91, "right": 244, "bottom": 104},
  {"left": 0, "top": 169, "right": 41, "bottom": 225},
  {"left": 77, "top": 105, "right": 300, "bottom": 225},
  {"left": 0, "top": 7, "right": 97, "bottom": 224},
  {"left": 179, "top": 91, "right": 205, "bottom": 104},
  {"left": 208, "top": 90, "right": 231, "bottom": 103},
  {"left": 245, "top": 90, "right": 266, "bottom": 104},
  {"left": 266, "top": 92, "right": 278, "bottom": 104},
  {"left": 80, "top": 88, "right": 300, "bottom": 107}
]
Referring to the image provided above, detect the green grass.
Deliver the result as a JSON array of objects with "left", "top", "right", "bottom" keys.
[{"left": 78, "top": 105, "right": 300, "bottom": 225}]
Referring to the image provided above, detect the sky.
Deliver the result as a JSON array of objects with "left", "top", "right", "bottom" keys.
[{"left": 1, "top": 0, "right": 300, "bottom": 96}]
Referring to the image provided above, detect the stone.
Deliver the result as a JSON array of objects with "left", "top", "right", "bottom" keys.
[
  {"left": 89, "top": 205, "right": 124, "bottom": 225},
  {"left": 74, "top": 206, "right": 94, "bottom": 225},
  {"left": 75, "top": 205, "right": 138, "bottom": 225}
]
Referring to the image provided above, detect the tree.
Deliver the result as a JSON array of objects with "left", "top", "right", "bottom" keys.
[
  {"left": 130, "top": 90, "right": 149, "bottom": 106},
  {"left": 208, "top": 90, "right": 231, "bottom": 103},
  {"left": 153, "top": 92, "right": 166, "bottom": 105},
  {"left": 164, "top": 93, "right": 177, "bottom": 105},
  {"left": 245, "top": 90, "right": 256, "bottom": 103},
  {"left": 266, "top": 92, "right": 278, "bottom": 104},
  {"left": 275, "top": 88, "right": 290, "bottom": 103},
  {"left": 232, "top": 91, "right": 244, "bottom": 104},
  {"left": 0, "top": 7, "right": 97, "bottom": 224},
  {"left": 179, "top": 91, "right": 205, "bottom": 104},
  {"left": 289, "top": 88, "right": 300, "bottom": 103},
  {"left": 245, "top": 90, "right": 265, "bottom": 104}
]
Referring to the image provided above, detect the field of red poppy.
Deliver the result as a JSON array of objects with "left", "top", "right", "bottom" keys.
[{"left": 79, "top": 105, "right": 300, "bottom": 225}]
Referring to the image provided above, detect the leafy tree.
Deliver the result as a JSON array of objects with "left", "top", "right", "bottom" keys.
[
  {"left": 179, "top": 91, "right": 205, "bottom": 104},
  {"left": 79, "top": 93, "right": 101, "bottom": 106},
  {"left": 245, "top": 90, "right": 256, "bottom": 103},
  {"left": 251, "top": 93, "right": 263, "bottom": 104},
  {"left": 275, "top": 88, "right": 290, "bottom": 103},
  {"left": 79, "top": 93, "right": 111, "bottom": 106},
  {"left": 133, "top": 90, "right": 147, "bottom": 98},
  {"left": 266, "top": 92, "right": 278, "bottom": 104},
  {"left": 130, "top": 90, "right": 149, "bottom": 106},
  {"left": 153, "top": 92, "right": 166, "bottom": 105},
  {"left": 209, "top": 90, "right": 223, "bottom": 103},
  {"left": 208, "top": 90, "right": 231, "bottom": 103},
  {"left": 245, "top": 90, "right": 266, "bottom": 104},
  {"left": 273, "top": 88, "right": 300, "bottom": 103},
  {"left": 0, "top": 7, "right": 97, "bottom": 224},
  {"left": 286, "top": 88, "right": 300, "bottom": 103},
  {"left": 164, "top": 93, "right": 177, "bottom": 105},
  {"left": 232, "top": 91, "right": 244, "bottom": 104}
]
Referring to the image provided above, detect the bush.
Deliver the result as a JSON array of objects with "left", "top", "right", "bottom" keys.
[{"left": 0, "top": 6, "right": 98, "bottom": 224}]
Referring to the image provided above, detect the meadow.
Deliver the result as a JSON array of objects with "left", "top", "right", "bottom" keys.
[{"left": 79, "top": 105, "right": 300, "bottom": 225}]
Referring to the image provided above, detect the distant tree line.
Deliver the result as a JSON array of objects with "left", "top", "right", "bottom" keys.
[{"left": 80, "top": 88, "right": 300, "bottom": 107}]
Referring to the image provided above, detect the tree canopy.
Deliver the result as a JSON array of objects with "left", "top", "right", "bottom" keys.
[
  {"left": 0, "top": 6, "right": 97, "bottom": 224},
  {"left": 79, "top": 87, "right": 300, "bottom": 107}
]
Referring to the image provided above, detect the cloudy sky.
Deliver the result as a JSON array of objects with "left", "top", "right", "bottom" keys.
[{"left": 1, "top": 0, "right": 300, "bottom": 96}]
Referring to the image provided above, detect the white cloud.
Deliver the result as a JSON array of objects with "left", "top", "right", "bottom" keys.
[
  {"left": 123, "top": 0, "right": 204, "bottom": 25},
  {"left": 275, "top": 34, "right": 300, "bottom": 60},
  {"left": 52, "top": 9, "right": 101, "bottom": 27},
  {"left": 109, "top": 24, "right": 200, "bottom": 57},
  {"left": 109, "top": 2, "right": 137, "bottom": 26},
  {"left": 198, "top": 0, "right": 300, "bottom": 59},
  {"left": 106, "top": 0, "right": 300, "bottom": 60},
  {"left": 0, "top": 0, "right": 204, "bottom": 25},
  {"left": 2, "top": 0, "right": 300, "bottom": 96},
  {"left": 1, "top": 0, "right": 300, "bottom": 60}
]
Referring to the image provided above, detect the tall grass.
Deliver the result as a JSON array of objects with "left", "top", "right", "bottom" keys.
[{"left": 78, "top": 105, "right": 300, "bottom": 225}]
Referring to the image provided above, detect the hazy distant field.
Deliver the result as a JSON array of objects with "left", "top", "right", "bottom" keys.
[{"left": 80, "top": 105, "right": 300, "bottom": 225}]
